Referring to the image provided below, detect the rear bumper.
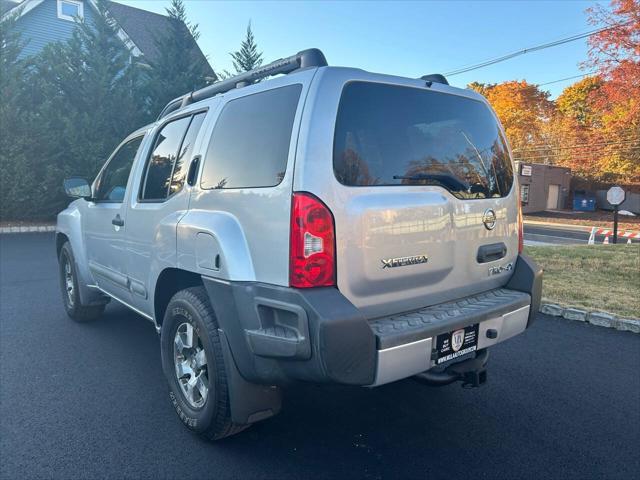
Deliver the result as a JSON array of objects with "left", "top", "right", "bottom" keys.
[{"left": 202, "top": 254, "right": 542, "bottom": 387}]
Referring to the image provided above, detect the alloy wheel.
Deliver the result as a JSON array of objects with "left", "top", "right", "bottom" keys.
[
  {"left": 63, "top": 255, "right": 74, "bottom": 307},
  {"left": 173, "top": 322, "right": 209, "bottom": 408}
]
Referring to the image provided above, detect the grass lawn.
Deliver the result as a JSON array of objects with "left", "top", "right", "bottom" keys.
[{"left": 525, "top": 244, "right": 640, "bottom": 318}]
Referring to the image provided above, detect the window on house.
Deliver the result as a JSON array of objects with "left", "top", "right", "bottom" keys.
[
  {"left": 520, "top": 184, "right": 530, "bottom": 205},
  {"left": 57, "top": 0, "right": 84, "bottom": 22},
  {"left": 201, "top": 84, "right": 302, "bottom": 190}
]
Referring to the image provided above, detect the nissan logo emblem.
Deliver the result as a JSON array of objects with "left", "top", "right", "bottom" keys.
[{"left": 482, "top": 209, "right": 497, "bottom": 230}]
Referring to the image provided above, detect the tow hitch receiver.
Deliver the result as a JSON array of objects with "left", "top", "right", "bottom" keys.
[{"left": 413, "top": 349, "right": 489, "bottom": 388}]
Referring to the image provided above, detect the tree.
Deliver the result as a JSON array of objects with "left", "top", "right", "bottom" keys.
[
  {"left": 3, "top": 0, "right": 149, "bottom": 218},
  {"left": 0, "top": 8, "right": 31, "bottom": 220},
  {"left": 555, "top": 76, "right": 603, "bottom": 126},
  {"left": 145, "top": 0, "right": 215, "bottom": 116},
  {"left": 230, "top": 22, "right": 263, "bottom": 74},
  {"left": 582, "top": 0, "right": 640, "bottom": 182},
  {"left": 547, "top": 77, "right": 604, "bottom": 178},
  {"left": 468, "top": 81, "right": 554, "bottom": 152}
]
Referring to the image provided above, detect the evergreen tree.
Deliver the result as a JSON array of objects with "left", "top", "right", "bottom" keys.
[
  {"left": 145, "top": 0, "right": 215, "bottom": 116},
  {"left": 9, "top": 0, "right": 149, "bottom": 218},
  {"left": 0, "top": 8, "right": 31, "bottom": 220},
  {"left": 230, "top": 22, "right": 263, "bottom": 73}
]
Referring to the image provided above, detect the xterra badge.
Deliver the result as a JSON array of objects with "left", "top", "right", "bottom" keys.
[{"left": 381, "top": 255, "right": 428, "bottom": 269}]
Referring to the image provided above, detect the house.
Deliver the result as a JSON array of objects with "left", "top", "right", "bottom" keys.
[
  {"left": 1, "top": 0, "right": 214, "bottom": 77},
  {"left": 516, "top": 162, "right": 571, "bottom": 214}
]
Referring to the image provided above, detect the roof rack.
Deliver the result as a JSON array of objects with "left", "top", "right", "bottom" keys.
[
  {"left": 157, "top": 48, "right": 328, "bottom": 120},
  {"left": 421, "top": 74, "right": 449, "bottom": 86}
]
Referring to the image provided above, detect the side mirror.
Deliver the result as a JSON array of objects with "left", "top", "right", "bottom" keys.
[{"left": 63, "top": 177, "right": 92, "bottom": 199}]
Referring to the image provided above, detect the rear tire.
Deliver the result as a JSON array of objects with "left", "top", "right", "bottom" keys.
[
  {"left": 160, "top": 286, "right": 248, "bottom": 441},
  {"left": 58, "top": 241, "right": 105, "bottom": 322}
]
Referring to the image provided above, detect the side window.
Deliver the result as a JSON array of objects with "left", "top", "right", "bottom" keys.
[
  {"left": 140, "top": 112, "right": 206, "bottom": 201},
  {"left": 140, "top": 116, "right": 191, "bottom": 201},
  {"left": 170, "top": 112, "right": 206, "bottom": 196},
  {"left": 94, "top": 136, "right": 143, "bottom": 202},
  {"left": 201, "top": 84, "right": 302, "bottom": 190}
]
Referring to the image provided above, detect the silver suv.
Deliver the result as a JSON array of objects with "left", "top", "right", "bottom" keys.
[{"left": 56, "top": 49, "right": 542, "bottom": 440}]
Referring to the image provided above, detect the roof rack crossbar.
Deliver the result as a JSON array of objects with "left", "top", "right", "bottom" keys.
[{"left": 157, "top": 48, "right": 327, "bottom": 120}]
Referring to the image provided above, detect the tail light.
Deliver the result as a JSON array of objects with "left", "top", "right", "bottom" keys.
[
  {"left": 517, "top": 189, "right": 524, "bottom": 254},
  {"left": 289, "top": 192, "right": 336, "bottom": 288}
]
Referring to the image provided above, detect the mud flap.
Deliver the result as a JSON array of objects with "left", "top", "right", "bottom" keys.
[{"left": 218, "top": 330, "right": 282, "bottom": 425}]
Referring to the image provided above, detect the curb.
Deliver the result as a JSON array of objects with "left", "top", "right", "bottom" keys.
[
  {"left": 0, "top": 225, "right": 56, "bottom": 234},
  {"left": 540, "top": 303, "right": 640, "bottom": 334},
  {"left": 523, "top": 219, "right": 593, "bottom": 231}
]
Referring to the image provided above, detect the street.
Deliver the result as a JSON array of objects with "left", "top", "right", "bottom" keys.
[
  {"left": 1, "top": 233, "right": 639, "bottom": 480},
  {"left": 524, "top": 221, "right": 639, "bottom": 246}
]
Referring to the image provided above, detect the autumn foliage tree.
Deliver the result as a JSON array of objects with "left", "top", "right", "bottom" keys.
[
  {"left": 582, "top": 0, "right": 640, "bottom": 183},
  {"left": 549, "top": 76, "right": 605, "bottom": 179},
  {"left": 467, "top": 81, "right": 554, "bottom": 152},
  {"left": 468, "top": 0, "right": 639, "bottom": 184}
]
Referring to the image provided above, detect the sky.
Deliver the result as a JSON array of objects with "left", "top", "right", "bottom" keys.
[{"left": 119, "top": 0, "right": 605, "bottom": 99}]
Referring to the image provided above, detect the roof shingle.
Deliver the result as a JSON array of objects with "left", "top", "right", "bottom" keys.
[{"left": 106, "top": 1, "right": 214, "bottom": 77}]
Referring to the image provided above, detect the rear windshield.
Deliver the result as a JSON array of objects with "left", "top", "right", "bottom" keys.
[{"left": 333, "top": 82, "right": 514, "bottom": 199}]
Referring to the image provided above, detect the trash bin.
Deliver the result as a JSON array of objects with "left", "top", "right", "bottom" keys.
[{"left": 573, "top": 190, "right": 596, "bottom": 212}]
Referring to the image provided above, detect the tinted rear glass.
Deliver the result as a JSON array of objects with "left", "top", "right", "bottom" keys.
[
  {"left": 201, "top": 84, "right": 302, "bottom": 190},
  {"left": 141, "top": 116, "right": 191, "bottom": 200},
  {"left": 333, "top": 82, "right": 513, "bottom": 198}
]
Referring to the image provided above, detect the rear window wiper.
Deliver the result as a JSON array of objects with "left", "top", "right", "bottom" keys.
[{"left": 392, "top": 173, "right": 470, "bottom": 192}]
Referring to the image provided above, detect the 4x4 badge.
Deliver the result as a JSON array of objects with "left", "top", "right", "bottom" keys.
[
  {"left": 381, "top": 255, "right": 428, "bottom": 269},
  {"left": 482, "top": 209, "right": 497, "bottom": 230}
]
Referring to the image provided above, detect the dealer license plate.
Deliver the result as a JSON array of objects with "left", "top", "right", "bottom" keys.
[{"left": 435, "top": 324, "right": 479, "bottom": 365}]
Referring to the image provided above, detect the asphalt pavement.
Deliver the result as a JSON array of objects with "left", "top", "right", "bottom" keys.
[
  {"left": 524, "top": 221, "right": 639, "bottom": 246},
  {"left": 1, "top": 233, "right": 639, "bottom": 480}
]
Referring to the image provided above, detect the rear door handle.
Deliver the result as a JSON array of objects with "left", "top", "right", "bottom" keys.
[
  {"left": 187, "top": 155, "right": 201, "bottom": 186},
  {"left": 477, "top": 242, "right": 506, "bottom": 263},
  {"left": 112, "top": 214, "right": 124, "bottom": 227}
]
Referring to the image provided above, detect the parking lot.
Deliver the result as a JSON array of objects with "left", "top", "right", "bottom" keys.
[{"left": 1, "top": 233, "right": 639, "bottom": 479}]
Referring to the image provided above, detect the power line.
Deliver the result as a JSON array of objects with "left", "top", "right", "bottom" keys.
[
  {"left": 443, "top": 22, "right": 631, "bottom": 77},
  {"left": 513, "top": 146, "right": 640, "bottom": 162},
  {"left": 513, "top": 139, "right": 640, "bottom": 153},
  {"left": 537, "top": 72, "right": 598, "bottom": 86}
]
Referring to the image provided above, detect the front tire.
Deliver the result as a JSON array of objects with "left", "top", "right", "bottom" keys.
[
  {"left": 58, "top": 241, "right": 105, "bottom": 322},
  {"left": 160, "top": 286, "right": 248, "bottom": 441}
]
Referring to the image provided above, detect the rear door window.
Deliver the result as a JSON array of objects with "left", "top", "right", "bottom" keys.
[
  {"left": 140, "top": 112, "right": 206, "bottom": 201},
  {"left": 333, "top": 82, "right": 514, "bottom": 199},
  {"left": 170, "top": 112, "right": 206, "bottom": 196},
  {"left": 201, "top": 84, "right": 302, "bottom": 189}
]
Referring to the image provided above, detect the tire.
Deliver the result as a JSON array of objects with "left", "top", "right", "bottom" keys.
[
  {"left": 58, "top": 241, "right": 105, "bottom": 322},
  {"left": 160, "top": 286, "right": 248, "bottom": 441}
]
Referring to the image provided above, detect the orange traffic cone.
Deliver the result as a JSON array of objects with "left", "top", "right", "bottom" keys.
[{"left": 603, "top": 235, "right": 610, "bottom": 245}]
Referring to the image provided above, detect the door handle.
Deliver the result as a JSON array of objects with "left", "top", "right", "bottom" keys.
[
  {"left": 112, "top": 215, "right": 124, "bottom": 227},
  {"left": 187, "top": 155, "right": 201, "bottom": 186},
  {"left": 477, "top": 242, "right": 506, "bottom": 263}
]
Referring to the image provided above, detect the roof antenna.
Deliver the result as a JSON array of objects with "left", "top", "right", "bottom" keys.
[{"left": 420, "top": 74, "right": 449, "bottom": 86}]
